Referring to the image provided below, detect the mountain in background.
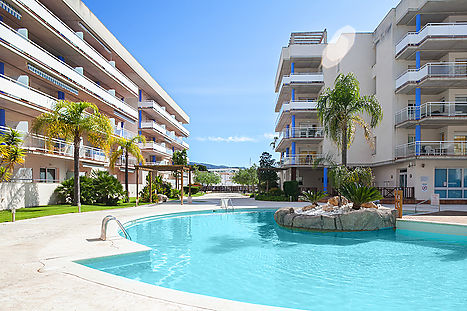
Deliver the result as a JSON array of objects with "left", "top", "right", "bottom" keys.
[{"left": 189, "top": 162, "right": 245, "bottom": 170}]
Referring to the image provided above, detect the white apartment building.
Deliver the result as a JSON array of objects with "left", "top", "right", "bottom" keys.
[
  {"left": 208, "top": 168, "right": 240, "bottom": 186},
  {"left": 274, "top": 0, "right": 467, "bottom": 202},
  {"left": 0, "top": 0, "right": 189, "bottom": 207}
]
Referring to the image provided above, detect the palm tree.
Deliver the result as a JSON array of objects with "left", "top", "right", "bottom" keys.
[
  {"left": 317, "top": 73, "right": 383, "bottom": 167},
  {"left": 109, "top": 135, "right": 146, "bottom": 202},
  {"left": 270, "top": 136, "right": 278, "bottom": 149},
  {"left": 33, "top": 101, "right": 113, "bottom": 211},
  {"left": 0, "top": 128, "right": 26, "bottom": 181}
]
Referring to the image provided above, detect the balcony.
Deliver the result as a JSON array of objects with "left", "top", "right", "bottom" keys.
[
  {"left": 139, "top": 120, "right": 189, "bottom": 149},
  {"left": 139, "top": 100, "right": 189, "bottom": 136},
  {"left": 395, "top": 141, "right": 467, "bottom": 159},
  {"left": 17, "top": 0, "right": 138, "bottom": 95},
  {"left": 280, "top": 154, "right": 323, "bottom": 167},
  {"left": 139, "top": 141, "right": 173, "bottom": 157},
  {"left": 276, "top": 126, "right": 324, "bottom": 151},
  {"left": 275, "top": 100, "right": 318, "bottom": 131},
  {"left": 0, "top": 21, "right": 137, "bottom": 119},
  {"left": 395, "top": 102, "right": 467, "bottom": 128},
  {"left": 275, "top": 73, "right": 324, "bottom": 111},
  {"left": 0, "top": 73, "right": 56, "bottom": 111},
  {"left": 396, "top": 62, "right": 467, "bottom": 94},
  {"left": 396, "top": 23, "right": 467, "bottom": 59},
  {"left": 114, "top": 127, "right": 137, "bottom": 140}
]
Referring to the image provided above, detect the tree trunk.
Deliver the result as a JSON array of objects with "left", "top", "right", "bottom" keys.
[
  {"left": 341, "top": 123, "right": 348, "bottom": 167},
  {"left": 73, "top": 134, "right": 81, "bottom": 212},
  {"left": 124, "top": 149, "right": 129, "bottom": 202}
]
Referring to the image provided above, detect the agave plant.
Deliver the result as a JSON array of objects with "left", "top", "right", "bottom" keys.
[
  {"left": 299, "top": 190, "right": 327, "bottom": 205},
  {"left": 340, "top": 183, "right": 383, "bottom": 210}
]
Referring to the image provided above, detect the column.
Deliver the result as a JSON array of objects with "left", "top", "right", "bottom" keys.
[
  {"left": 291, "top": 62, "right": 294, "bottom": 74},
  {"left": 138, "top": 110, "right": 142, "bottom": 131},
  {"left": 0, "top": 62, "right": 4, "bottom": 75},
  {"left": 58, "top": 91, "right": 65, "bottom": 100},
  {"left": 0, "top": 109, "right": 5, "bottom": 128},
  {"left": 416, "top": 14, "right": 421, "bottom": 32},
  {"left": 415, "top": 14, "right": 422, "bottom": 156},
  {"left": 138, "top": 89, "right": 142, "bottom": 102},
  {"left": 323, "top": 167, "right": 328, "bottom": 193},
  {"left": 291, "top": 115, "right": 296, "bottom": 164}
]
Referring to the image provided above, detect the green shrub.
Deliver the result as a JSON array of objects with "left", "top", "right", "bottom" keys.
[
  {"left": 283, "top": 181, "right": 299, "bottom": 200},
  {"left": 139, "top": 174, "right": 173, "bottom": 203},
  {"left": 55, "top": 171, "right": 124, "bottom": 206},
  {"left": 183, "top": 185, "right": 200, "bottom": 195},
  {"left": 170, "top": 189, "right": 181, "bottom": 199},
  {"left": 340, "top": 182, "right": 383, "bottom": 210},
  {"left": 299, "top": 190, "right": 326, "bottom": 205},
  {"left": 268, "top": 187, "right": 283, "bottom": 196},
  {"left": 91, "top": 171, "right": 125, "bottom": 205},
  {"left": 255, "top": 193, "right": 288, "bottom": 201}
]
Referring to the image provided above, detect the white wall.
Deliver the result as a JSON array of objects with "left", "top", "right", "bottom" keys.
[{"left": 0, "top": 182, "right": 60, "bottom": 210}]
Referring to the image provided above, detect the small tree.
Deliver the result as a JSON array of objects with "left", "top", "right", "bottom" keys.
[
  {"left": 172, "top": 149, "right": 188, "bottom": 189},
  {"left": 33, "top": 101, "right": 113, "bottom": 211},
  {"left": 194, "top": 169, "right": 221, "bottom": 187},
  {"left": 109, "top": 135, "right": 146, "bottom": 202},
  {"left": 257, "top": 152, "right": 278, "bottom": 192},
  {"left": 317, "top": 73, "right": 383, "bottom": 167},
  {"left": 232, "top": 165, "right": 258, "bottom": 192},
  {"left": 0, "top": 129, "right": 25, "bottom": 181}
]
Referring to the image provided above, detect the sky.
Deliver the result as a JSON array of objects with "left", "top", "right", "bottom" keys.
[{"left": 83, "top": 0, "right": 400, "bottom": 167}]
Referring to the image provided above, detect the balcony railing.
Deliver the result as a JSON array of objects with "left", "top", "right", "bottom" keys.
[
  {"left": 0, "top": 21, "right": 137, "bottom": 119},
  {"left": 395, "top": 141, "right": 467, "bottom": 158},
  {"left": 139, "top": 100, "right": 189, "bottom": 136},
  {"left": 281, "top": 72, "right": 324, "bottom": 86},
  {"left": 19, "top": 0, "right": 138, "bottom": 94},
  {"left": 396, "top": 23, "right": 467, "bottom": 56},
  {"left": 394, "top": 102, "right": 467, "bottom": 125},
  {"left": 139, "top": 141, "right": 173, "bottom": 156},
  {"left": 396, "top": 62, "right": 467, "bottom": 89},
  {"left": 279, "top": 127, "right": 325, "bottom": 140},
  {"left": 114, "top": 127, "right": 137, "bottom": 140},
  {"left": 0, "top": 126, "right": 107, "bottom": 163},
  {"left": 276, "top": 100, "right": 318, "bottom": 127},
  {"left": 0, "top": 73, "right": 57, "bottom": 110},
  {"left": 140, "top": 120, "right": 188, "bottom": 149},
  {"left": 280, "top": 154, "right": 323, "bottom": 166}
]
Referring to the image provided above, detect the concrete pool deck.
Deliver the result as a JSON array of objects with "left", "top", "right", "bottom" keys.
[{"left": 0, "top": 194, "right": 309, "bottom": 311}]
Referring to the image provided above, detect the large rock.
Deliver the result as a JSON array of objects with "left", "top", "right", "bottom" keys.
[
  {"left": 274, "top": 207, "right": 396, "bottom": 232},
  {"left": 328, "top": 196, "right": 349, "bottom": 206}
]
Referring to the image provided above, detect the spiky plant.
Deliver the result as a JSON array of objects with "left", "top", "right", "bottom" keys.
[
  {"left": 340, "top": 183, "right": 383, "bottom": 210},
  {"left": 317, "top": 73, "right": 383, "bottom": 166},
  {"left": 0, "top": 128, "right": 25, "bottom": 181},
  {"left": 299, "top": 190, "right": 327, "bottom": 205}
]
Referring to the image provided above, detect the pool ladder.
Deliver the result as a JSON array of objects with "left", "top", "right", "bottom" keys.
[
  {"left": 100, "top": 215, "right": 131, "bottom": 241},
  {"left": 220, "top": 198, "right": 234, "bottom": 211}
]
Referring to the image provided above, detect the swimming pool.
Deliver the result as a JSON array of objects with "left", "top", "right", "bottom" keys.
[{"left": 78, "top": 209, "right": 467, "bottom": 311}]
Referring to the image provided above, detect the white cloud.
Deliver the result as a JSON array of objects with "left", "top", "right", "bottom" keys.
[{"left": 195, "top": 136, "right": 256, "bottom": 143}]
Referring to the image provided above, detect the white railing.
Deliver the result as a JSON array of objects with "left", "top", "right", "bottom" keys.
[
  {"left": 114, "top": 127, "right": 137, "bottom": 139},
  {"left": 18, "top": 0, "right": 138, "bottom": 94},
  {"left": 0, "top": 21, "right": 137, "bottom": 119},
  {"left": 139, "top": 141, "right": 173, "bottom": 156},
  {"left": 0, "top": 126, "right": 107, "bottom": 162},
  {"left": 276, "top": 100, "right": 318, "bottom": 126},
  {"left": 395, "top": 102, "right": 467, "bottom": 124},
  {"left": 0, "top": 73, "right": 56, "bottom": 110},
  {"left": 145, "top": 160, "right": 171, "bottom": 166},
  {"left": 396, "top": 23, "right": 467, "bottom": 55},
  {"left": 396, "top": 62, "right": 467, "bottom": 89},
  {"left": 280, "top": 154, "right": 323, "bottom": 166},
  {"left": 139, "top": 100, "right": 189, "bottom": 136},
  {"left": 140, "top": 120, "right": 188, "bottom": 149},
  {"left": 395, "top": 141, "right": 467, "bottom": 158},
  {"left": 281, "top": 72, "right": 324, "bottom": 85},
  {"left": 279, "top": 126, "right": 325, "bottom": 140}
]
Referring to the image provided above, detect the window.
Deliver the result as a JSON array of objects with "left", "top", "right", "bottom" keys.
[
  {"left": 40, "top": 168, "right": 56, "bottom": 183},
  {"left": 434, "top": 168, "right": 467, "bottom": 199}
]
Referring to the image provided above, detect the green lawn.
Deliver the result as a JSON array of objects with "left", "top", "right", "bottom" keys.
[{"left": 0, "top": 198, "right": 151, "bottom": 223}]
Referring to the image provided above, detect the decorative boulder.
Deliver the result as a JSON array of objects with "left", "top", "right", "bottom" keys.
[
  {"left": 274, "top": 207, "right": 396, "bottom": 232},
  {"left": 157, "top": 194, "right": 168, "bottom": 202},
  {"left": 302, "top": 204, "right": 317, "bottom": 211},
  {"left": 361, "top": 202, "right": 378, "bottom": 209},
  {"left": 327, "top": 196, "right": 349, "bottom": 206}
]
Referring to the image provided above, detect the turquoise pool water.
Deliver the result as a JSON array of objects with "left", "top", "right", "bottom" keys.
[{"left": 78, "top": 210, "right": 467, "bottom": 310}]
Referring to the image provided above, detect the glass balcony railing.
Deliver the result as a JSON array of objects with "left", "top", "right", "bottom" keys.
[
  {"left": 395, "top": 141, "right": 467, "bottom": 158},
  {"left": 139, "top": 100, "right": 189, "bottom": 136},
  {"left": 275, "top": 100, "right": 318, "bottom": 127},
  {"left": 395, "top": 102, "right": 467, "bottom": 125},
  {"left": 279, "top": 126, "right": 325, "bottom": 140},
  {"left": 396, "top": 62, "right": 467, "bottom": 89},
  {"left": 140, "top": 121, "right": 188, "bottom": 149},
  {"left": 280, "top": 154, "right": 323, "bottom": 166}
]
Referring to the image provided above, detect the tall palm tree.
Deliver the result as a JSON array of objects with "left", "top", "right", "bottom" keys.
[
  {"left": 0, "top": 129, "right": 26, "bottom": 182},
  {"left": 33, "top": 101, "right": 113, "bottom": 211},
  {"left": 109, "top": 135, "right": 146, "bottom": 202},
  {"left": 317, "top": 73, "right": 383, "bottom": 167}
]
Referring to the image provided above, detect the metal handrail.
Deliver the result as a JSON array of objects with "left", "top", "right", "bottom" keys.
[
  {"left": 396, "top": 22, "right": 467, "bottom": 46},
  {"left": 100, "top": 215, "right": 131, "bottom": 241}
]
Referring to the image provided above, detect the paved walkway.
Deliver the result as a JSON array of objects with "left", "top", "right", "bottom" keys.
[{"left": 0, "top": 195, "right": 306, "bottom": 311}]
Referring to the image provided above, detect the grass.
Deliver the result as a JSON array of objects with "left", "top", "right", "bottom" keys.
[{"left": 0, "top": 197, "right": 151, "bottom": 223}]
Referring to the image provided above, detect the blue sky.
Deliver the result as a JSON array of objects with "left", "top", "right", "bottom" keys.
[{"left": 83, "top": 0, "right": 400, "bottom": 167}]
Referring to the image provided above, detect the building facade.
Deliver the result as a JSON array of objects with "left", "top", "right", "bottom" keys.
[
  {"left": 274, "top": 0, "right": 467, "bottom": 202},
  {"left": 0, "top": 0, "right": 189, "bottom": 207}
]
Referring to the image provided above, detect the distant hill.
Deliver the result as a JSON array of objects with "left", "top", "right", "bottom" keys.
[{"left": 189, "top": 162, "right": 245, "bottom": 170}]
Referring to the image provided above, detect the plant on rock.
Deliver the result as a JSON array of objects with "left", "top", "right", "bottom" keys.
[
  {"left": 339, "top": 183, "right": 383, "bottom": 210},
  {"left": 299, "top": 190, "right": 326, "bottom": 205}
]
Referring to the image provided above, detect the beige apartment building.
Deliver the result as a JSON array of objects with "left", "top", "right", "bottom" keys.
[
  {"left": 274, "top": 0, "right": 467, "bottom": 202},
  {"left": 0, "top": 0, "right": 189, "bottom": 207}
]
